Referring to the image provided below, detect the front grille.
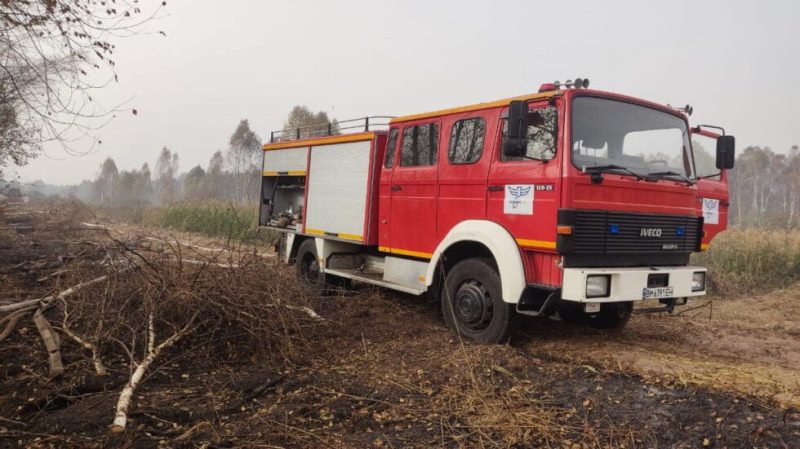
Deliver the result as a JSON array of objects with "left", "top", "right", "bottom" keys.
[{"left": 559, "top": 209, "right": 702, "bottom": 255}]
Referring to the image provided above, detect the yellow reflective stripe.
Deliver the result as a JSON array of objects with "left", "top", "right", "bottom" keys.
[
  {"left": 516, "top": 238, "right": 557, "bottom": 250},
  {"left": 391, "top": 91, "right": 559, "bottom": 123},
  {"left": 263, "top": 132, "right": 375, "bottom": 151},
  {"left": 378, "top": 246, "right": 433, "bottom": 259},
  {"left": 305, "top": 228, "right": 362, "bottom": 241},
  {"left": 262, "top": 170, "right": 306, "bottom": 176}
]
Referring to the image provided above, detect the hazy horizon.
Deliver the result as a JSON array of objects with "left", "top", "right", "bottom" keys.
[{"left": 11, "top": 0, "right": 800, "bottom": 186}]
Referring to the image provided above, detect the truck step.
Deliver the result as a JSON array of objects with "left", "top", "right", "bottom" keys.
[{"left": 324, "top": 268, "right": 426, "bottom": 295}]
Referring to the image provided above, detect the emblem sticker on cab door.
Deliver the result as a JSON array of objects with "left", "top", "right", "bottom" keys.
[
  {"left": 504, "top": 184, "right": 534, "bottom": 215},
  {"left": 702, "top": 198, "right": 720, "bottom": 225}
]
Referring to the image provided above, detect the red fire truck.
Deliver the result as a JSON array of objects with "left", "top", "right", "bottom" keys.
[{"left": 259, "top": 79, "right": 735, "bottom": 343}]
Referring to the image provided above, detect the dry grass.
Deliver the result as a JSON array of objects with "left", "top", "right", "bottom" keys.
[{"left": 693, "top": 228, "right": 800, "bottom": 296}]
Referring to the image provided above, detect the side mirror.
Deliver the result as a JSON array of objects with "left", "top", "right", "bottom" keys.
[
  {"left": 716, "top": 135, "right": 735, "bottom": 169},
  {"left": 503, "top": 100, "right": 529, "bottom": 158}
]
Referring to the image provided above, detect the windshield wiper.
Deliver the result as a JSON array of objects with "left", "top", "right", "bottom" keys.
[
  {"left": 645, "top": 171, "right": 695, "bottom": 186},
  {"left": 582, "top": 164, "right": 645, "bottom": 181}
]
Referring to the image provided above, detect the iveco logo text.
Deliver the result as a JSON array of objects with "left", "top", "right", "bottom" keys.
[{"left": 640, "top": 228, "right": 662, "bottom": 237}]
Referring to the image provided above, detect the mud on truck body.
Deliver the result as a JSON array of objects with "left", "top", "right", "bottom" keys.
[{"left": 258, "top": 80, "right": 735, "bottom": 343}]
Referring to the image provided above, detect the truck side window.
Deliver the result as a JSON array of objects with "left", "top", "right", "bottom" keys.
[
  {"left": 448, "top": 117, "right": 485, "bottom": 164},
  {"left": 384, "top": 128, "right": 399, "bottom": 168},
  {"left": 501, "top": 107, "right": 558, "bottom": 162},
  {"left": 400, "top": 123, "right": 439, "bottom": 167}
]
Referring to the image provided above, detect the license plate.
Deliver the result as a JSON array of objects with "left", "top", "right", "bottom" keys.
[{"left": 642, "top": 286, "right": 674, "bottom": 299}]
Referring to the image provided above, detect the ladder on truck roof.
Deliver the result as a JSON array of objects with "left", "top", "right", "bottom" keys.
[{"left": 269, "top": 116, "right": 394, "bottom": 143}]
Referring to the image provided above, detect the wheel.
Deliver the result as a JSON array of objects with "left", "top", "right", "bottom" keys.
[
  {"left": 441, "top": 258, "right": 516, "bottom": 344},
  {"left": 295, "top": 239, "right": 325, "bottom": 295},
  {"left": 586, "top": 302, "right": 633, "bottom": 330},
  {"left": 558, "top": 303, "right": 586, "bottom": 325}
]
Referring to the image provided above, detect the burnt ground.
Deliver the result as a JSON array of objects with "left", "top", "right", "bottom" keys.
[{"left": 0, "top": 205, "right": 798, "bottom": 448}]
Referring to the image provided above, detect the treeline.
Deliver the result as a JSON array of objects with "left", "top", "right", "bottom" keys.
[
  {"left": 72, "top": 106, "right": 337, "bottom": 208},
  {"left": 729, "top": 145, "right": 800, "bottom": 228},
  {"left": 77, "top": 119, "right": 261, "bottom": 207}
]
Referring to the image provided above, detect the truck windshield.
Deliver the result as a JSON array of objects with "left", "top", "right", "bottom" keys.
[{"left": 571, "top": 97, "right": 694, "bottom": 179}]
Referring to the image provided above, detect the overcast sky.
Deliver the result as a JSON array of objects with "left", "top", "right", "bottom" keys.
[{"left": 14, "top": 0, "right": 800, "bottom": 185}]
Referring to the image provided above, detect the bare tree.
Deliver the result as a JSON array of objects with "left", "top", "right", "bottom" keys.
[
  {"left": 155, "top": 147, "right": 178, "bottom": 205},
  {"left": 93, "top": 157, "right": 118, "bottom": 204},
  {"left": 226, "top": 119, "right": 261, "bottom": 204},
  {"left": 282, "top": 105, "right": 339, "bottom": 139},
  {"left": 183, "top": 165, "right": 207, "bottom": 201},
  {"left": 0, "top": 83, "right": 31, "bottom": 170},
  {"left": 205, "top": 150, "right": 226, "bottom": 201},
  {"left": 0, "top": 0, "right": 166, "bottom": 167}
]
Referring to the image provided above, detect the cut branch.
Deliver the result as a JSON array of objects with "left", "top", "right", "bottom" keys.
[
  {"left": 111, "top": 312, "right": 199, "bottom": 433},
  {"left": 60, "top": 297, "right": 107, "bottom": 376}
]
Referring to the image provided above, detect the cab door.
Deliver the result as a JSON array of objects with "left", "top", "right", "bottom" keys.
[
  {"left": 692, "top": 130, "right": 730, "bottom": 249},
  {"left": 486, "top": 100, "right": 563, "bottom": 263},
  {"left": 388, "top": 121, "right": 441, "bottom": 257},
  {"left": 378, "top": 128, "right": 399, "bottom": 250},
  {"left": 436, "top": 110, "right": 497, "bottom": 241}
]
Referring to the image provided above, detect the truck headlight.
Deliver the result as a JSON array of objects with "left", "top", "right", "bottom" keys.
[
  {"left": 586, "top": 275, "right": 610, "bottom": 298},
  {"left": 691, "top": 272, "right": 706, "bottom": 292}
]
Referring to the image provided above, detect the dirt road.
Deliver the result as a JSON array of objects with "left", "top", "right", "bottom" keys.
[{"left": 520, "top": 290, "right": 800, "bottom": 409}]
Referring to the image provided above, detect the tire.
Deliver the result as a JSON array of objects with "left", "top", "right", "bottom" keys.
[
  {"left": 441, "top": 258, "right": 517, "bottom": 344},
  {"left": 558, "top": 303, "right": 586, "bottom": 325},
  {"left": 586, "top": 302, "right": 633, "bottom": 330},
  {"left": 295, "top": 239, "right": 325, "bottom": 295}
]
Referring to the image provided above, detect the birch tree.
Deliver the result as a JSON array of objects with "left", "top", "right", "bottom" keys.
[{"left": 226, "top": 120, "right": 261, "bottom": 204}]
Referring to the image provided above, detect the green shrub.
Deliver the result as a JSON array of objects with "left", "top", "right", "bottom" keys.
[
  {"left": 142, "top": 202, "right": 278, "bottom": 244},
  {"left": 693, "top": 228, "right": 800, "bottom": 295}
]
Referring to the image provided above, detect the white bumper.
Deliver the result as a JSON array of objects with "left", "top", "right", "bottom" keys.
[{"left": 561, "top": 266, "right": 707, "bottom": 303}]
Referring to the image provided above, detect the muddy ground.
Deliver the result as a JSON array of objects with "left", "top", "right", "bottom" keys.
[{"left": 0, "top": 204, "right": 798, "bottom": 448}]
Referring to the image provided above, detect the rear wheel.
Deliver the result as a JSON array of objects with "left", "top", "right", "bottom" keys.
[
  {"left": 441, "top": 258, "right": 516, "bottom": 344},
  {"left": 295, "top": 239, "right": 325, "bottom": 295},
  {"left": 586, "top": 302, "right": 633, "bottom": 330}
]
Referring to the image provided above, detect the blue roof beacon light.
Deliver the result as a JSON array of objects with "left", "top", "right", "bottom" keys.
[{"left": 609, "top": 224, "right": 620, "bottom": 235}]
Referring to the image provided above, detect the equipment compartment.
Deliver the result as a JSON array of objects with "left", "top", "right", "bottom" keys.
[{"left": 259, "top": 175, "right": 306, "bottom": 230}]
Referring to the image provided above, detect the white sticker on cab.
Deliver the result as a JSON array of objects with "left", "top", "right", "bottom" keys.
[
  {"left": 504, "top": 184, "right": 534, "bottom": 215},
  {"left": 702, "top": 198, "right": 720, "bottom": 225}
]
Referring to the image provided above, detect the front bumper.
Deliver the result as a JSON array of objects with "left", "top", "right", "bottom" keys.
[{"left": 561, "top": 266, "right": 707, "bottom": 303}]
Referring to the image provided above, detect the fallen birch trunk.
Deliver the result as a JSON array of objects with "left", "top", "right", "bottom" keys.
[
  {"left": 0, "top": 308, "right": 32, "bottom": 342},
  {"left": 33, "top": 310, "right": 64, "bottom": 377},
  {"left": 111, "top": 312, "right": 198, "bottom": 433},
  {"left": 180, "top": 259, "right": 239, "bottom": 269},
  {"left": 0, "top": 274, "right": 114, "bottom": 313},
  {"left": 0, "top": 264, "right": 136, "bottom": 314},
  {"left": 79, "top": 222, "right": 111, "bottom": 231}
]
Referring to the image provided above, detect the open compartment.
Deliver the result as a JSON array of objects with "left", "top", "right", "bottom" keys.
[{"left": 259, "top": 175, "right": 306, "bottom": 230}]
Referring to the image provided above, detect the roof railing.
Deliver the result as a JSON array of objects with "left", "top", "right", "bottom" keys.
[{"left": 269, "top": 116, "right": 394, "bottom": 143}]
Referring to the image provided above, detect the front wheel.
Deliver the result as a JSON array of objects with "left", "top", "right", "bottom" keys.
[
  {"left": 585, "top": 302, "right": 633, "bottom": 330},
  {"left": 441, "top": 258, "right": 516, "bottom": 344}
]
